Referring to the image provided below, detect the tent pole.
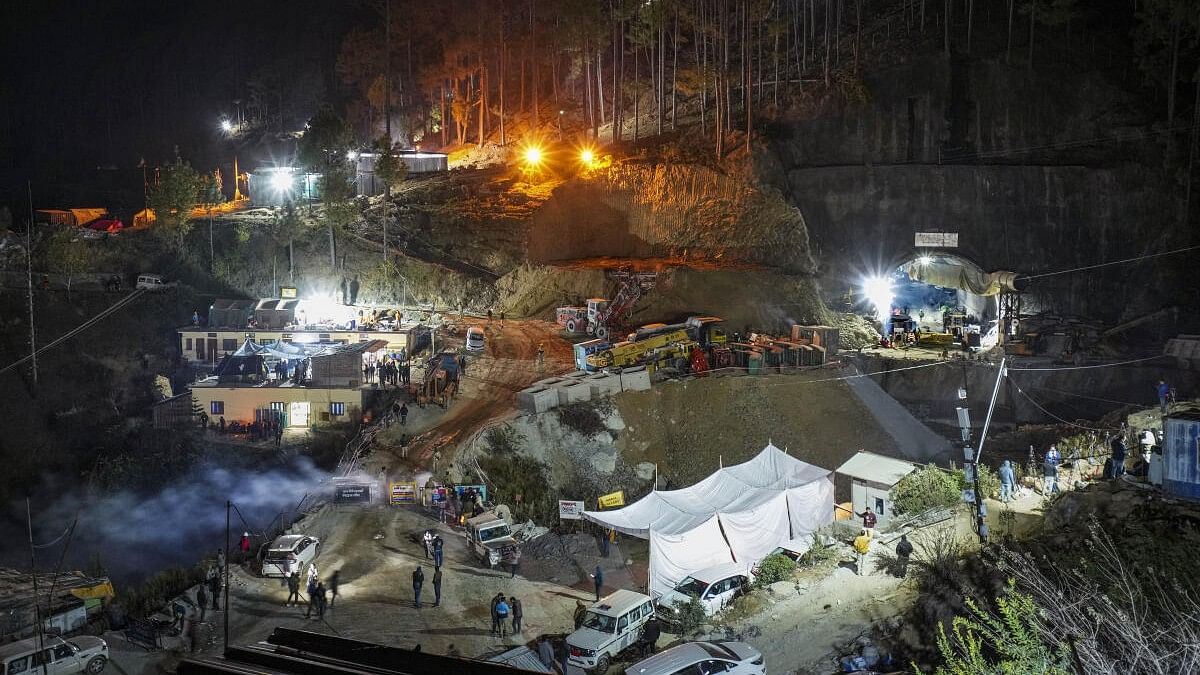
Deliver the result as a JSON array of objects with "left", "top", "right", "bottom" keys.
[{"left": 653, "top": 464, "right": 657, "bottom": 490}]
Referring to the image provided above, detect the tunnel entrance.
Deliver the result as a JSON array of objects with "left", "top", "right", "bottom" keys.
[{"left": 860, "top": 252, "right": 1019, "bottom": 351}]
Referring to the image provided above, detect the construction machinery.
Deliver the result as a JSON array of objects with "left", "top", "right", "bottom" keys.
[
  {"left": 556, "top": 270, "right": 660, "bottom": 339},
  {"left": 583, "top": 317, "right": 728, "bottom": 370},
  {"left": 417, "top": 351, "right": 460, "bottom": 407}
]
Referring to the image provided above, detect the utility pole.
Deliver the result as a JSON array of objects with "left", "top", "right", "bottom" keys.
[
  {"left": 26, "top": 182, "right": 37, "bottom": 386},
  {"left": 956, "top": 357, "right": 1008, "bottom": 545},
  {"left": 223, "top": 500, "right": 231, "bottom": 653},
  {"left": 27, "top": 499, "right": 48, "bottom": 675}
]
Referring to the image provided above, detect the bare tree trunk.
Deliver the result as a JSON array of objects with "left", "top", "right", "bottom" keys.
[
  {"left": 1185, "top": 69, "right": 1200, "bottom": 223},
  {"left": 597, "top": 50, "right": 605, "bottom": 127},
  {"left": 966, "top": 0, "right": 974, "bottom": 54},
  {"left": 500, "top": 8, "right": 507, "bottom": 146},
  {"left": 824, "top": 0, "right": 831, "bottom": 87},
  {"left": 633, "top": 40, "right": 640, "bottom": 141},
  {"left": 698, "top": 3, "right": 706, "bottom": 133},
  {"left": 531, "top": 0, "right": 539, "bottom": 129},
  {"left": 744, "top": 0, "right": 752, "bottom": 155},
  {"left": 1168, "top": 18, "right": 1181, "bottom": 126},
  {"left": 671, "top": 11, "right": 678, "bottom": 129},
  {"left": 1028, "top": 0, "right": 1035, "bottom": 67},
  {"left": 943, "top": 0, "right": 951, "bottom": 56},
  {"left": 854, "top": 0, "right": 861, "bottom": 73}
]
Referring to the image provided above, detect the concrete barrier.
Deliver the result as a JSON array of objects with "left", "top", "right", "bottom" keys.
[
  {"left": 588, "top": 372, "right": 623, "bottom": 397},
  {"left": 517, "top": 386, "right": 559, "bottom": 414},
  {"left": 563, "top": 380, "right": 594, "bottom": 404},
  {"left": 619, "top": 366, "right": 651, "bottom": 391}
]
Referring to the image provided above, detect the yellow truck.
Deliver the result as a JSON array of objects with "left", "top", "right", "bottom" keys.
[{"left": 587, "top": 329, "right": 690, "bottom": 369}]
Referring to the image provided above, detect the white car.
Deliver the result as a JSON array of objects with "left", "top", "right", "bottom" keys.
[
  {"left": 465, "top": 326, "right": 486, "bottom": 352},
  {"left": 567, "top": 589, "right": 655, "bottom": 674},
  {"left": 261, "top": 534, "right": 320, "bottom": 578},
  {"left": 657, "top": 562, "right": 752, "bottom": 617},
  {"left": 0, "top": 635, "right": 110, "bottom": 675},
  {"left": 626, "top": 641, "right": 765, "bottom": 675}
]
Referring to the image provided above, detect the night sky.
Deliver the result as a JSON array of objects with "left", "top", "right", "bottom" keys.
[{"left": 0, "top": 0, "right": 361, "bottom": 213}]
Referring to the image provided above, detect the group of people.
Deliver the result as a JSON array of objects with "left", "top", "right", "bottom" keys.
[
  {"left": 365, "top": 356, "right": 411, "bottom": 387},
  {"left": 489, "top": 592, "right": 522, "bottom": 637},
  {"left": 287, "top": 562, "right": 339, "bottom": 621},
  {"left": 411, "top": 529, "right": 447, "bottom": 609},
  {"left": 850, "top": 508, "right": 914, "bottom": 579}
]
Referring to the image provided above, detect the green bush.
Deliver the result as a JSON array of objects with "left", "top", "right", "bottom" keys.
[
  {"left": 798, "top": 540, "right": 838, "bottom": 568},
  {"left": 956, "top": 463, "right": 1000, "bottom": 501},
  {"left": 892, "top": 466, "right": 961, "bottom": 515},
  {"left": 661, "top": 594, "right": 707, "bottom": 637},
  {"left": 753, "top": 553, "right": 797, "bottom": 587},
  {"left": 478, "top": 454, "right": 555, "bottom": 523},
  {"left": 933, "top": 581, "right": 1070, "bottom": 675},
  {"left": 485, "top": 424, "right": 525, "bottom": 455},
  {"left": 115, "top": 564, "right": 208, "bottom": 621}
]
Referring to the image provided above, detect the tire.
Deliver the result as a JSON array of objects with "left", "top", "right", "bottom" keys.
[
  {"left": 595, "top": 325, "right": 609, "bottom": 340},
  {"left": 86, "top": 657, "right": 107, "bottom": 675},
  {"left": 566, "top": 319, "right": 578, "bottom": 333},
  {"left": 593, "top": 654, "right": 611, "bottom": 675}
]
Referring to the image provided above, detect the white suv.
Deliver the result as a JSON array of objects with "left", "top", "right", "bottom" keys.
[
  {"left": 626, "top": 641, "right": 765, "bottom": 675},
  {"left": 261, "top": 534, "right": 320, "bottom": 577},
  {"left": 567, "top": 589, "right": 655, "bottom": 674},
  {"left": 0, "top": 636, "right": 110, "bottom": 675},
  {"left": 657, "top": 563, "right": 752, "bottom": 617}
]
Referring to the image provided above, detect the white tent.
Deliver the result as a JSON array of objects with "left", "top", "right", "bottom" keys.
[{"left": 583, "top": 443, "right": 834, "bottom": 598}]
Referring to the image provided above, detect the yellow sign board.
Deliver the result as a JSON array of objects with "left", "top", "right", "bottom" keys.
[
  {"left": 389, "top": 481, "right": 418, "bottom": 505},
  {"left": 280, "top": 286, "right": 298, "bottom": 299},
  {"left": 597, "top": 491, "right": 625, "bottom": 509}
]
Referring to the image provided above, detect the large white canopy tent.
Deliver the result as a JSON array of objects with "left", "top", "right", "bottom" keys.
[{"left": 583, "top": 443, "right": 834, "bottom": 599}]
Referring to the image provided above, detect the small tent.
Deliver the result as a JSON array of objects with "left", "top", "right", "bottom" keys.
[{"left": 583, "top": 443, "right": 834, "bottom": 598}]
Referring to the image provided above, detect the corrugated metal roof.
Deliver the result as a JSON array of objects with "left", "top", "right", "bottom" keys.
[
  {"left": 836, "top": 451, "right": 918, "bottom": 486},
  {"left": 485, "top": 647, "right": 552, "bottom": 673},
  {"left": 1167, "top": 403, "right": 1200, "bottom": 422}
]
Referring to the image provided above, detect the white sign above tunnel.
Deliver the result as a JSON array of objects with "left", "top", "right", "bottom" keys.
[{"left": 915, "top": 232, "right": 959, "bottom": 247}]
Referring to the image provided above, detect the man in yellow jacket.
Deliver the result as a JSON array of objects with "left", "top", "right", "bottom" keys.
[{"left": 853, "top": 529, "right": 871, "bottom": 576}]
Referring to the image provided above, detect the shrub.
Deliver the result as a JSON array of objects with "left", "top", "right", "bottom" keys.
[
  {"left": 477, "top": 454, "right": 555, "bottom": 523},
  {"left": 932, "top": 581, "right": 1070, "bottom": 675},
  {"left": 661, "top": 594, "right": 707, "bottom": 637},
  {"left": 753, "top": 553, "right": 797, "bottom": 588},
  {"left": 956, "top": 463, "right": 1000, "bottom": 501},
  {"left": 798, "top": 540, "right": 838, "bottom": 568},
  {"left": 484, "top": 424, "right": 525, "bottom": 455},
  {"left": 114, "top": 564, "right": 208, "bottom": 621},
  {"left": 892, "top": 466, "right": 961, "bottom": 515},
  {"left": 555, "top": 400, "right": 613, "bottom": 437}
]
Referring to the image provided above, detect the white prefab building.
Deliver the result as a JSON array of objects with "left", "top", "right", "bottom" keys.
[
  {"left": 583, "top": 444, "right": 834, "bottom": 599},
  {"left": 835, "top": 451, "right": 918, "bottom": 527}
]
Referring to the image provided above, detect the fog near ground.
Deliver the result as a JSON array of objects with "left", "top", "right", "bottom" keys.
[{"left": 1, "top": 457, "right": 330, "bottom": 586}]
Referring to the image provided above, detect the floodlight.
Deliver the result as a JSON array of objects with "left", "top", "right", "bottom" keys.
[
  {"left": 861, "top": 276, "right": 893, "bottom": 315},
  {"left": 524, "top": 146, "right": 543, "bottom": 165},
  {"left": 580, "top": 149, "right": 595, "bottom": 164},
  {"left": 919, "top": 255, "right": 933, "bottom": 266},
  {"left": 270, "top": 172, "right": 294, "bottom": 193},
  {"left": 220, "top": 119, "right": 233, "bottom": 132}
]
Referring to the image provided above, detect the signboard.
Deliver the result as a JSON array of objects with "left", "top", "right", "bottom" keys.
[
  {"left": 334, "top": 483, "right": 371, "bottom": 504},
  {"left": 280, "top": 286, "right": 298, "bottom": 299},
  {"left": 452, "top": 484, "right": 489, "bottom": 503},
  {"left": 597, "top": 491, "right": 625, "bottom": 509},
  {"left": 915, "top": 232, "right": 959, "bottom": 248},
  {"left": 389, "top": 481, "right": 418, "bottom": 505},
  {"left": 558, "top": 500, "right": 586, "bottom": 520}
]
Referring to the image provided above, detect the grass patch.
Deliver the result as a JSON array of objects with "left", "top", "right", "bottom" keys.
[
  {"left": 720, "top": 592, "right": 769, "bottom": 623},
  {"left": 113, "top": 564, "right": 208, "bottom": 624}
]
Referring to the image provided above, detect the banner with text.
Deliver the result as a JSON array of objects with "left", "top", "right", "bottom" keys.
[
  {"left": 558, "top": 500, "right": 586, "bottom": 520},
  {"left": 597, "top": 491, "right": 625, "bottom": 509}
]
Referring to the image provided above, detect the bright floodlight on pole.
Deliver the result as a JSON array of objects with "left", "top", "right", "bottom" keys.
[
  {"left": 580, "top": 148, "right": 595, "bottom": 165},
  {"left": 220, "top": 119, "right": 233, "bottom": 132},
  {"left": 270, "top": 171, "right": 293, "bottom": 193},
  {"left": 524, "top": 145, "right": 543, "bottom": 166},
  {"left": 861, "top": 275, "right": 893, "bottom": 316},
  {"left": 918, "top": 255, "right": 933, "bottom": 266}
]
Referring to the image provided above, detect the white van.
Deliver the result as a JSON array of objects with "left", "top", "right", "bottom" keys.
[
  {"left": 135, "top": 274, "right": 168, "bottom": 291},
  {"left": 0, "top": 635, "right": 110, "bottom": 675},
  {"left": 567, "top": 589, "right": 655, "bottom": 674},
  {"left": 465, "top": 326, "right": 485, "bottom": 352},
  {"left": 656, "top": 562, "right": 752, "bottom": 617}
]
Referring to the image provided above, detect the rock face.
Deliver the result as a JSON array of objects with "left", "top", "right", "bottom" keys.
[
  {"left": 525, "top": 163, "right": 818, "bottom": 274},
  {"left": 766, "top": 54, "right": 1191, "bottom": 323}
]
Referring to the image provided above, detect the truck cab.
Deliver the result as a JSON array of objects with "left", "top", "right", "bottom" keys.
[{"left": 465, "top": 510, "right": 517, "bottom": 568}]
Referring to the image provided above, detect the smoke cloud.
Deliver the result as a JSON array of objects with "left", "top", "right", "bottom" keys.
[{"left": 1, "top": 457, "right": 330, "bottom": 586}]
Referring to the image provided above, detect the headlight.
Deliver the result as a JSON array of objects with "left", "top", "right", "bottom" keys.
[{"left": 751, "top": 656, "right": 764, "bottom": 665}]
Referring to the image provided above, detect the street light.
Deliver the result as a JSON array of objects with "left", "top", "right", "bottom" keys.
[
  {"left": 270, "top": 171, "right": 294, "bottom": 193},
  {"left": 861, "top": 276, "right": 893, "bottom": 316},
  {"left": 580, "top": 148, "right": 595, "bottom": 165},
  {"left": 523, "top": 145, "right": 543, "bottom": 166},
  {"left": 918, "top": 255, "right": 933, "bottom": 266},
  {"left": 220, "top": 119, "right": 233, "bottom": 132}
]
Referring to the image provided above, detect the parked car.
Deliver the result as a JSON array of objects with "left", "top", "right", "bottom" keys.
[
  {"left": 751, "top": 537, "right": 811, "bottom": 575},
  {"left": 261, "top": 534, "right": 320, "bottom": 577},
  {"left": 625, "top": 640, "right": 765, "bottom": 675},
  {"left": 135, "top": 273, "right": 173, "bottom": 291},
  {"left": 0, "top": 635, "right": 110, "bottom": 675},
  {"left": 465, "top": 326, "right": 486, "bottom": 352},
  {"left": 656, "top": 562, "right": 752, "bottom": 617},
  {"left": 566, "top": 589, "right": 656, "bottom": 674},
  {"left": 465, "top": 510, "right": 517, "bottom": 568}
]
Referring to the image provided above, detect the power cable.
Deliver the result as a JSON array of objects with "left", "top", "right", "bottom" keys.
[
  {"left": 1017, "top": 244, "right": 1200, "bottom": 281},
  {"left": 0, "top": 288, "right": 146, "bottom": 375},
  {"left": 1027, "top": 385, "right": 1144, "bottom": 407},
  {"left": 1011, "top": 381, "right": 1117, "bottom": 432},
  {"left": 1006, "top": 354, "right": 1167, "bottom": 371}
]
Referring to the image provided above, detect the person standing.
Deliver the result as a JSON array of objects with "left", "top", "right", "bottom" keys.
[
  {"left": 494, "top": 596, "right": 510, "bottom": 637},
  {"left": 1111, "top": 435, "right": 1128, "bottom": 479},
  {"left": 208, "top": 573, "right": 221, "bottom": 611},
  {"left": 286, "top": 571, "right": 301, "bottom": 607},
  {"left": 895, "top": 535, "right": 914, "bottom": 578},
  {"left": 400, "top": 403, "right": 409, "bottom": 425},
  {"left": 490, "top": 593, "right": 504, "bottom": 635},
  {"left": 412, "top": 565, "right": 425, "bottom": 608},
  {"left": 538, "top": 639, "right": 555, "bottom": 669},
  {"left": 217, "top": 548, "right": 226, "bottom": 573},
  {"left": 998, "top": 460, "right": 1016, "bottom": 503},
  {"left": 305, "top": 579, "right": 320, "bottom": 619},
  {"left": 240, "top": 532, "right": 251, "bottom": 558},
  {"left": 432, "top": 567, "right": 442, "bottom": 608},
  {"left": 854, "top": 529, "right": 871, "bottom": 576},
  {"left": 423, "top": 530, "right": 434, "bottom": 559},
  {"left": 1158, "top": 380, "right": 1171, "bottom": 414},
  {"left": 856, "top": 507, "right": 877, "bottom": 537},
  {"left": 307, "top": 562, "right": 319, "bottom": 593},
  {"left": 195, "top": 584, "right": 207, "bottom": 623},
  {"left": 1043, "top": 453, "right": 1059, "bottom": 496},
  {"left": 573, "top": 599, "right": 587, "bottom": 629},
  {"left": 510, "top": 596, "right": 523, "bottom": 634},
  {"left": 640, "top": 616, "right": 661, "bottom": 656},
  {"left": 314, "top": 582, "right": 328, "bottom": 620},
  {"left": 328, "top": 570, "right": 340, "bottom": 608},
  {"left": 536, "top": 342, "right": 545, "bottom": 369},
  {"left": 591, "top": 564, "right": 604, "bottom": 601},
  {"left": 433, "top": 536, "right": 444, "bottom": 569}
]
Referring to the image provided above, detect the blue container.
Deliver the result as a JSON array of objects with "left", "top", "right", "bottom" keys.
[{"left": 1163, "top": 409, "right": 1200, "bottom": 501}]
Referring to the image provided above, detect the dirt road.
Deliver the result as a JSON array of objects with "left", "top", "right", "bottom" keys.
[{"left": 365, "top": 319, "right": 575, "bottom": 482}]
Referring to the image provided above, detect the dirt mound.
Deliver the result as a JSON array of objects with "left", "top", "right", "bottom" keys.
[
  {"left": 494, "top": 263, "right": 828, "bottom": 334},
  {"left": 526, "top": 161, "right": 817, "bottom": 273}
]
